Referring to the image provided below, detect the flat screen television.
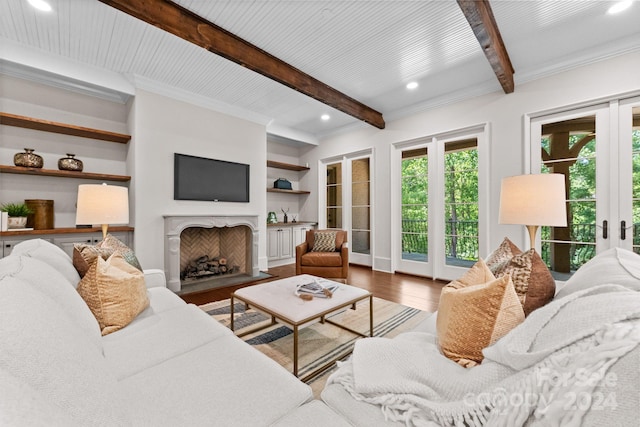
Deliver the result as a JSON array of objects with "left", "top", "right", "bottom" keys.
[{"left": 174, "top": 153, "right": 250, "bottom": 202}]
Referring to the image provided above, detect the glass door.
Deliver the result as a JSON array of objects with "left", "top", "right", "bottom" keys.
[
  {"left": 349, "top": 156, "right": 372, "bottom": 266},
  {"left": 529, "top": 102, "right": 638, "bottom": 279},
  {"left": 325, "top": 162, "right": 342, "bottom": 229},
  {"left": 618, "top": 98, "right": 640, "bottom": 254},
  {"left": 321, "top": 151, "right": 373, "bottom": 266},
  {"left": 398, "top": 146, "right": 432, "bottom": 276},
  {"left": 393, "top": 126, "right": 487, "bottom": 280}
]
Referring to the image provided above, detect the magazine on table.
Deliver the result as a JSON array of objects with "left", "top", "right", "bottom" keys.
[{"left": 295, "top": 279, "right": 340, "bottom": 298}]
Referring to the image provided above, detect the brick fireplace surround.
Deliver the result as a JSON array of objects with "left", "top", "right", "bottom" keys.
[{"left": 163, "top": 215, "right": 260, "bottom": 292}]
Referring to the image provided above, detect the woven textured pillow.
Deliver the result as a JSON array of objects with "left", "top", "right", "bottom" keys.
[
  {"left": 73, "top": 234, "right": 142, "bottom": 278},
  {"left": 98, "top": 234, "right": 142, "bottom": 271},
  {"left": 311, "top": 231, "right": 337, "bottom": 252},
  {"left": 73, "top": 244, "right": 116, "bottom": 278},
  {"left": 77, "top": 253, "right": 149, "bottom": 336},
  {"left": 437, "top": 258, "right": 525, "bottom": 367},
  {"left": 486, "top": 237, "right": 556, "bottom": 316}
]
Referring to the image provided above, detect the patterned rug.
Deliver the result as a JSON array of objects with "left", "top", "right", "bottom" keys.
[{"left": 200, "top": 297, "right": 431, "bottom": 397}]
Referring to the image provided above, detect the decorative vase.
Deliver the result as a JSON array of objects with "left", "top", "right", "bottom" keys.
[
  {"left": 7, "top": 216, "right": 27, "bottom": 229},
  {"left": 58, "top": 153, "right": 83, "bottom": 172},
  {"left": 14, "top": 148, "right": 43, "bottom": 168}
]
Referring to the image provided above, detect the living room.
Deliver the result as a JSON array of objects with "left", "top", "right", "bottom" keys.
[{"left": 1, "top": 1, "right": 640, "bottom": 425}]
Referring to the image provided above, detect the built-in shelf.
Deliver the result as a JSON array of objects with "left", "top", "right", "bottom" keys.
[
  {"left": 267, "top": 160, "right": 310, "bottom": 171},
  {"left": 0, "top": 226, "right": 134, "bottom": 237},
  {"left": 267, "top": 188, "right": 311, "bottom": 195},
  {"left": 0, "top": 165, "right": 131, "bottom": 182},
  {"left": 0, "top": 112, "right": 131, "bottom": 143}
]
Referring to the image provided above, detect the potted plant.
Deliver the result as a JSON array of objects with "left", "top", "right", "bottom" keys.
[{"left": 0, "top": 202, "right": 33, "bottom": 229}]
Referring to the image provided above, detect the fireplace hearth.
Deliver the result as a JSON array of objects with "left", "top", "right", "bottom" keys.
[{"left": 164, "top": 215, "right": 260, "bottom": 292}]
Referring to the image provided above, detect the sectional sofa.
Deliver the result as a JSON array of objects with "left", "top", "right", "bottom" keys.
[
  {"left": 0, "top": 239, "right": 349, "bottom": 426},
  {"left": 2, "top": 238, "right": 639, "bottom": 426}
]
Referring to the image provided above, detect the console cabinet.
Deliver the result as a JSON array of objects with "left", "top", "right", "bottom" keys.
[
  {"left": 0, "top": 228, "right": 133, "bottom": 259},
  {"left": 267, "top": 223, "right": 316, "bottom": 267}
]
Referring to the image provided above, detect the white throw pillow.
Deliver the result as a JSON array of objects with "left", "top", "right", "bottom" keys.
[{"left": 555, "top": 247, "right": 640, "bottom": 299}]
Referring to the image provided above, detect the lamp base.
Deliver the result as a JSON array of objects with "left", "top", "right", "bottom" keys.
[{"left": 526, "top": 225, "right": 539, "bottom": 251}]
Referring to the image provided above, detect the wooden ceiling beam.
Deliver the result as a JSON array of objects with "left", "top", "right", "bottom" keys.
[
  {"left": 98, "top": 0, "right": 385, "bottom": 129},
  {"left": 457, "top": 0, "right": 515, "bottom": 94}
]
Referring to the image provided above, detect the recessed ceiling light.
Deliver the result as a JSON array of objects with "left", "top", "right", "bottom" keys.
[
  {"left": 321, "top": 114, "right": 330, "bottom": 121},
  {"left": 607, "top": 1, "right": 632, "bottom": 14},
  {"left": 406, "top": 82, "right": 419, "bottom": 90},
  {"left": 27, "top": 0, "right": 52, "bottom": 12}
]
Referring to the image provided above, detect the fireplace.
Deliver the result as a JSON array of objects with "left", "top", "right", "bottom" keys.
[{"left": 164, "top": 215, "right": 260, "bottom": 292}]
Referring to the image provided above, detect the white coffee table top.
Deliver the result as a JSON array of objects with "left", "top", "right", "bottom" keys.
[{"left": 233, "top": 274, "right": 371, "bottom": 325}]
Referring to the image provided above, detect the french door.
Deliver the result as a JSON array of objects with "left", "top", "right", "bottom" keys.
[
  {"left": 392, "top": 125, "right": 488, "bottom": 280},
  {"left": 322, "top": 151, "right": 373, "bottom": 266},
  {"left": 529, "top": 95, "right": 640, "bottom": 278}
]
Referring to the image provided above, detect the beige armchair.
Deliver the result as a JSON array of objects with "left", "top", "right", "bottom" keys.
[{"left": 295, "top": 229, "right": 349, "bottom": 280}]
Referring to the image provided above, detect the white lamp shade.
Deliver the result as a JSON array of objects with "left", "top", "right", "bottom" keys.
[
  {"left": 75, "top": 184, "right": 129, "bottom": 226},
  {"left": 499, "top": 174, "right": 567, "bottom": 227}
]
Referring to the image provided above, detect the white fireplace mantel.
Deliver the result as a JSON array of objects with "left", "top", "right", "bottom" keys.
[{"left": 163, "top": 215, "right": 260, "bottom": 292}]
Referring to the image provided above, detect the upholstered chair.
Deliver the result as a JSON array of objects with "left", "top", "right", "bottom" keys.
[{"left": 295, "top": 229, "right": 349, "bottom": 280}]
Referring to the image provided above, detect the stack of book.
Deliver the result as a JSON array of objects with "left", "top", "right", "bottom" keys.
[{"left": 295, "top": 280, "right": 340, "bottom": 298}]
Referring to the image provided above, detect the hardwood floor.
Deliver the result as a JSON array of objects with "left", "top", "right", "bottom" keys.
[{"left": 180, "top": 263, "right": 445, "bottom": 312}]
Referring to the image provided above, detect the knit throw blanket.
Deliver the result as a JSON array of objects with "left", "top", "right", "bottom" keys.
[{"left": 327, "top": 285, "right": 640, "bottom": 426}]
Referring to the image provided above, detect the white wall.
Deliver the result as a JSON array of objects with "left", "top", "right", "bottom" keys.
[
  {"left": 130, "top": 89, "right": 268, "bottom": 270},
  {"left": 299, "top": 51, "right": 640, "bottom": 272}
]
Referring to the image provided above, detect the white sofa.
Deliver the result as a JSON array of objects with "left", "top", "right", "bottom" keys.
[
  {"left": 0, "top": 239, "right": 349, "bottom": 426},
  {"left": 321, "top": 248, "right": 640, "bottom": 426}
]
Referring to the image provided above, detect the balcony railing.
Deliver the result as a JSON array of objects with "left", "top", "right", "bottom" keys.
[{"left": 403, "top": 220, "right": 640, "bottom": 269}]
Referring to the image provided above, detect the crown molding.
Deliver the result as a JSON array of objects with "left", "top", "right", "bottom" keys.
[
  {"left": 0, "top": 38, "right": 134, "bottom": 103},
  {"left": 129, "top": 74, "right": 273, "bottom": 127}
]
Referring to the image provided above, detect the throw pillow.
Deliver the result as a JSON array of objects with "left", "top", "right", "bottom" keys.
[
  {"left": 73, "top": 244, "right": 116, "bottom": 278},
  {"left": 311, "top": 231, "right": 337, "bottom": 252},
  {"left": 98, "top": 234, "right": 143, "bottom": 271},
  {"left": 73, "top": 234, "right": 142, "bottom": 278},
  {"left": 77, "top": 253, "right": 149, "bottom": 336},
  {"left": 437, "top": 258, "right": 525, "bottom": 367},
  {"left": 486, "top": 237, "right": 556, "bottom": 316}
]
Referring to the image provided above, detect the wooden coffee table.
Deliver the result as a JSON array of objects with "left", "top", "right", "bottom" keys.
[{"left": 230, "top": 274, "right": 373, "bottom": 381}]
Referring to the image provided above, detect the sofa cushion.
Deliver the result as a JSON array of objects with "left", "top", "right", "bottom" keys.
[
  {"left": 77, "top": 253, "right": 149, "bottom": 336},
  {"left": 301, "top": 251, "right": 343, "bottom": 267},
  {"left": 0, "top": 255, "right": 102, "bottom": 351},
  {"left": 311, "top": 230, "right": 338, "bottom": 252},
  {"left": 0, "top": 365, "right": 79, "bottom": 425},
  {"left": 272, "top": 400, "right": 352, "bottom": 427},
  {"left": 118, "top": 336, "right": 313, "bottom": 426},
  {"left": 102, "top": 304, "right": 233, "bottom": 380},
  {"left": 555, "top": 247, "right": 640, "bottom": 299},
  {"left": 10, "top": 238, "right": 81, "bottom": 288},
  {"left": 0, "top": 276, "right": 131, "bottom": 425},
  {"left": 487, "top": 237, "right": 556, "bottom": 316},
  {"left": 437, "top": 259, "right": 525, "bottom": 366}
]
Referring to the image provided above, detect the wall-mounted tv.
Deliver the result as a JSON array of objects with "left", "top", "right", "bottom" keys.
[{"left": 174, "top": 153, "right": 250, "bottom": 202}]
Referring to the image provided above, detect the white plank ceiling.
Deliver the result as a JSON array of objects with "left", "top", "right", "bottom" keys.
[{"left": 1, "top": 0, "right": 639, "bottom": 139}]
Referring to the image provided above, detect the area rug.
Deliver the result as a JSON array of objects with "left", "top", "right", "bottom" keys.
[{"left": 199, "top": 297, "right": 431, "bottom": 397}]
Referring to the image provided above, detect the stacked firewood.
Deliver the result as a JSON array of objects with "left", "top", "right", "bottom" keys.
[{"left": 181, "top": 255, "right": 238, "bottom": 280}]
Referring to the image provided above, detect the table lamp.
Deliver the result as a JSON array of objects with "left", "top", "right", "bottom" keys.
[
  {"left": 76, "top": 183, "right": 129, "bottom": 239},
  {"left": 499, "top": 174, "right": 567, "bottom": 250}
]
